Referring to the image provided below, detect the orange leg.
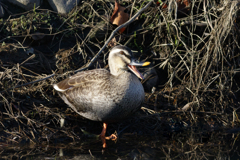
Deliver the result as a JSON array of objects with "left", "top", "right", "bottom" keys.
[{"left": 99, "top": 123, "right": 117, "bottom": 148}]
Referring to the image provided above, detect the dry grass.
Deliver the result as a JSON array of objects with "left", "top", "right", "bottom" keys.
[{"left": 0, "top": 0, "right": 240, "bottom": 158}]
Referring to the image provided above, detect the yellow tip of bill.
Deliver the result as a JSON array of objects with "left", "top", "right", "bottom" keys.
[{"left": 142, "top": 62, "right": 151, "bottom": 66}]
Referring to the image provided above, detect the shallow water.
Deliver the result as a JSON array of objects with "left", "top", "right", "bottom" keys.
[{"left": 1, "top": 128, "right": 240, "bottom": 160}]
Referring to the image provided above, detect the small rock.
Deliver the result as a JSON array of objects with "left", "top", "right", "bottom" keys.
[
  {"left": 48, "top": 0, "right": 80, "bottom": 14},
  {"left": 60, "top": 118, "right": 65, "bottom": 127},
  {"left": 26, "top": 48, "right": 34, "bottom": 54},
  {"left": 31, "top": 32, "right": 45, "bottom": 40},
  {"left": 0, "top": 4, "right": 4, "bottom": 18},
  {"left": 8, "top": 0, "right": 42, "bottom": 11}
]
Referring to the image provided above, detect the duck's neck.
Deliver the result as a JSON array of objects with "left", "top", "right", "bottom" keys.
[{"left": 109, "top": 62, "right": 126, "bottom": 76}]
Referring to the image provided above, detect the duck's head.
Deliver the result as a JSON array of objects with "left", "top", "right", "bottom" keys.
[{"left": 108, "top": 45, "right": 150, "bottom": 79}]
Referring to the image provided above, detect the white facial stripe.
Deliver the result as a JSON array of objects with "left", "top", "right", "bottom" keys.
[{"left": 110, "top": 48, "right": 129, "bottom": 56}]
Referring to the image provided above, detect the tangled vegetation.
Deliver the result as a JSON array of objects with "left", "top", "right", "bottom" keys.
[{"left": 0, "top": 0, "right": 240, "bottom": 158}]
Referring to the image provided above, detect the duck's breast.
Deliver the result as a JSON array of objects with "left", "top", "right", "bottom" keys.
[{"left": 98, "top": 73, "right": 145, "bottom": 123}]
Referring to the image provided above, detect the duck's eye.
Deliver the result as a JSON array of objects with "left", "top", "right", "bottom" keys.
[{"left": 120, "top": 51, "right": 131, "bottom": 59}]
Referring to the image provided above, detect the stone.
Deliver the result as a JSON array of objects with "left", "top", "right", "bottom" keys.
[
  {"left": 47, "top": 0, "right": 80, "bottom": 14},
  {"left": 7, "top": 0, "right": 42, "bottom": 11},
  {"left": 0, "top": 4, "right": 4, "bottom": 18}
]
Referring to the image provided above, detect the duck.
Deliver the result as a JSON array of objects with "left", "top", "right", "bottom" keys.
[{"left": 53, "top": 45, "right": 150, "bottom": 148}]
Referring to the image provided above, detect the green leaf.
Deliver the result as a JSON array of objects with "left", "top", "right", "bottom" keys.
[
  {"left": 12, "top": 21, "right": 18, "bottom": 27},
  {"left": 158, "top": 0, "right": 163, "bottom": 5},
  {"left": 33, "top": 25, "right": 37, "bottom": 31}
]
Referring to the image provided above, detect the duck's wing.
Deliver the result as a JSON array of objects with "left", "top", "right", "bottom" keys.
[
  {"left": 53, "top": 69, "right": 112, "bottom": 116},
  {"left": 53, "top": 69, "right": 110, "bottom": 92}
]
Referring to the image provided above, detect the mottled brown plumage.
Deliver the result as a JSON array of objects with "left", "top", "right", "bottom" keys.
[{"left": 53, "top": 45, "right": 150, "bottom": 148}]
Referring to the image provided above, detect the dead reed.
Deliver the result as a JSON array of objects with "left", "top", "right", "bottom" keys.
[{"left": 0, "top": 0, "right": 240, "bottom": 156}]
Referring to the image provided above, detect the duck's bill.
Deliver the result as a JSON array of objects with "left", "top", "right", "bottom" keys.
[
  {"left": 129, "top": 60, "right": 151, "bottom": 67},
  {"left": 128, "top": 60, "right": 150, "bottom": 80}
]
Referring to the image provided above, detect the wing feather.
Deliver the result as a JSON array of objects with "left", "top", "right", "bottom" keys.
[{"left": 54, "top": 69, "right": 110, "bottom": 92}]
